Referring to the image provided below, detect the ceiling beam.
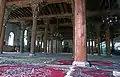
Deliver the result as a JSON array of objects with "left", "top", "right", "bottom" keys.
[
  {"left": 6, "top": 0, "right": 71, "bottom": 7},
  {"left": 9, "top": 13, "right": 72, "bottom": 22},
  {"left": 37, "top": 23, "right": 72, "bottom": 28}
]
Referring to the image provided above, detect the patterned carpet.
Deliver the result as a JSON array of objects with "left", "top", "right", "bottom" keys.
[{"left": 0, "top": 55, "right": 119, "bottom": 77}]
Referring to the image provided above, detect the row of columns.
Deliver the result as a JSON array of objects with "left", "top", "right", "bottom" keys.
[{"left": 87, "top": 26, "right": 111, "bottom": 56}]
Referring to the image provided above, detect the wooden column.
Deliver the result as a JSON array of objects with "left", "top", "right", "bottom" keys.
[
  {"left": 30, "top": 3, "right": 38, "bottom": 55},
  {"left": 44, "top": 27, "right": 48, "bottom": 53},
  {"left": 27, "top": 30, "right": 31, "bottom": 52},
  {"left": 71, "top": 0, "right": 75, "bottom": 57},
  {"left": 111, "top": 30, "right": 114, "bottom": 54},
  {"left": 56, "top": 39, "right": 58, "bottom": 53},
  {"left": 0, "top": 0, "right": 6, "bottom": 53},
  {"left": 20, "top": 22, "right": 25, "bottom": 53},
  {"left": 37, "top": 36, "right": 40, "bottom": 52},
  {"left": 0, "top": 0, "right": 6, "bottom": 37},
  {"left": 73, "top": 0, "right": 87, "bottom": 63},
  {"left": 0, "top": 26, "right": 5, "bottom": 53},
  {"left": 106, "top": 27, "right": 111, "bottom": 56},
  {"left": 47, "top": 39, "right": 50, "bottom": 53},
  {"left": 50, "top": 26, "right": 54, "bottom": 53},
  {"left": 97, "top": 32, "right": 101, "bottom": 55},
  {"left": 40, "top": 34, "right": 43, "bottom": 52}
]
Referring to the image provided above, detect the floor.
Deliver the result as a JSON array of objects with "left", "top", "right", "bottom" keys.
[{"left": 0, "top": 52, "right": 120, "bottom": 77}]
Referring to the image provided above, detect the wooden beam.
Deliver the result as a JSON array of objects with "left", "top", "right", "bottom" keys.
[
  {"left": 37, "top": 23, "right": 72, "bottom": 28},
  {"left": 23, "top": 8, "right": 31, "bottom": 16},
  {"left": 16, "top": 9, "right": 25, "bottom": 17},
  {"left": 9, "top": 13, "right": 72, "bottom": 21},
  {"left": 49, "top": 4, "right": 56, "bottom": 14},
  {"left": 6, "top": 0, "right": 71, "bottom": 7},
  {"left": 47, "top": 5, "right": 52, "bottom": 15},
  {"left": 26, "top": 7, "right": 32, "bottom": 15}
]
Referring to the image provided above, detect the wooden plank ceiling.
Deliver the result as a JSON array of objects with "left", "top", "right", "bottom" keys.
[{"left": 6, "top": 0, "right": 120, "bottom": 40}]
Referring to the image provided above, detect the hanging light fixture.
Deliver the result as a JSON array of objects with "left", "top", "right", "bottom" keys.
[
  {"left": 102, "top": 15, "right": 118, "bottom": 25},
  {"left": 53, "top": 19, "right": 63, "bottom": 40}
]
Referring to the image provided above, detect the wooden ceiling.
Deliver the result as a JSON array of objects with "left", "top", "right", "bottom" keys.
[{"left": 6, "top": 0, "right": 120, "bottom": 40}]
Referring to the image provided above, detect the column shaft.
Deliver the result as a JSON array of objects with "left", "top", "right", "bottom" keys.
[
  {"left": 51, "top": 26, "right": 54, "bottom": 53},
  {"left": 30, "top": 4, "right": 38, "bottom": 54},
  {"left": 20, "top": 25, "right": 25, "bottom": 53},
  {"left": 106, "top": 27, "right": 111, "bottom": 56},
  {"left": 74, "top": 0, "right": 86, "bottom": 62},
  {"left": 0, "top": 26, "right": 5, "bottom": 53},
  {"left": 44, "top": 28, "right": 48, "bottom": 53},
  {"left": 0, "top": 0, "right": 6, "bottom": 37}
]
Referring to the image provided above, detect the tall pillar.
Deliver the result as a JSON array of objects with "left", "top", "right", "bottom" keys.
[
  {"left": 0, "top": 0, "right": 6, "bottom": 53},
  {"left": 97, "top": 32, "right": 101, "bottom": 55},
  {"left": 30, "top": 3, "right": 38, "bottom": 56},
  {"left": 0, "top": 26, "right": 5, "bottom": 53},
  {"left": 71, "top": 0, "right": 75, "bottom": 57},
  {"left": 50, "top": 26, "right": 54, "bottom": 53},
  {"left": 111, "top": 29, "right": 114, "bottom": 54},
  {"left": 27, "top": 30, "right": 31, "bottom": 52},
  {"left": 96, "top": 25, "right": 101, "bottom": 55},
  {"left": 40, "top": 34, "right": 43, "bottom": 52},
  {"left": 44, "top": 27, "right": 48, "bottom": 53},
  {"left": 56, "top": 39, "right": 58, "bottom": 53},
  {"left": 37, "top": 36, "right": 40, "bottom": 52},
  {"left": 20, "top": 22, "right": 25, "bottom": 53},
  {"left": 0, "top": 0, "right": 6, "bottom": 37},
  {"left": 47, "top": 39, "right": 50, "bottom": 53},
  {"left": 73, "top": 0, "right": 89, "bottom": 66},
  {"left": 106, "top": 27, "right": 111, "bottom": 56}
]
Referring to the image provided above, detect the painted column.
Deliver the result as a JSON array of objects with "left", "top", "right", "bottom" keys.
[
  {"left": 73, "top": 0, "right": 88, "bottom": 66},
  {"left": 106, "top": 27, "right": 111, "bottom": 56},
  {"left": 30, "top": 3, "right": 38, "bottom": 56},
  {"left": 20, "top": 22, "right": 25, "bottom": 53}
]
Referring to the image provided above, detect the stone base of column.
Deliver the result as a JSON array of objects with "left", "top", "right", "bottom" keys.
[
  {"left": 72, "top": 61, "right": 90, "bottom": 67},
  {"left": 65, "top": 61, "right": 91, "bottom": 77},
  {"left": 29, "top": 53, "right": 36, "bottom": 56}
]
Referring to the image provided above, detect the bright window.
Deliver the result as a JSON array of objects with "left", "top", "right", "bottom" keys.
[{"left": 8, "top": 32, "right": 14, "bottom": 46}]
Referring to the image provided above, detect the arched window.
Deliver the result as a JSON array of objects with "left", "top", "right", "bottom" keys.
[
  {"left": 8, "top": 32, "right": 14, "bottom": 46},
  {"left": 24, "top": 30, "right": 27, "bottom": 45}
]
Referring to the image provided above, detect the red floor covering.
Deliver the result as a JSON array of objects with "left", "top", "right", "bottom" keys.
[
  {"left": 0, "top": 66, "right": 65, "bottom": 77},
  {"left": 57, "top": 60, "right": 112, "bottom": 66},
  {"left": 0, "top": 60, "right": 114, "bottom": 77}
]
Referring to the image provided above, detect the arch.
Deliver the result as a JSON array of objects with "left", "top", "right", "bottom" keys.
[{"left": 8, "top": 32, "right": 14, "bottom": 46}]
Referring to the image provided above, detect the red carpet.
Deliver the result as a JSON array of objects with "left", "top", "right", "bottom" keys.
[
  {"left": 57, "top": 60, "right": 112, "bottom": 66},
  {"left": 82, "top": 69, "right": 110, "bottom": 77},
  {"left": 0, "top": 66, "right": 65, "bottom": 77}
]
